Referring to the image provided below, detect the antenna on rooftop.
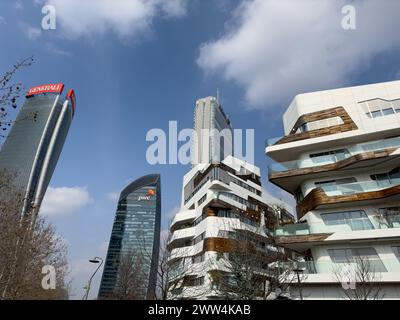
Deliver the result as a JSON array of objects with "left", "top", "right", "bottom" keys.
[{"left": 217, "top": 88, "right": 220, "bottom": 105}]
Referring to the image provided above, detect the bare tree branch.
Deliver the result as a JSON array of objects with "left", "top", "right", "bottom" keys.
[
  {"left": 0, "top": 56, "right": 34, "bottom": 141},
  {"left": 0, "top": 169, "right": 69, "bottom": 300}
]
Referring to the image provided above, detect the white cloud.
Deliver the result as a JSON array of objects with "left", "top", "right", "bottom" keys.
[
  {"left": 0, "top": 16, "right": 5, "bottom": 25},
  {"left": 45, "top": 42, "right": 71, "bottom": 56},
  {"left": 40, "top": 186, "right": 92, "bottom": 216},
  {"left": 106, "top": 192, "right": 120, "bottom": 201},
  {"left": 25, "top": 25, "right": 42, "bottom": 40},
  {"left": 41, "top": 0, "right": 187, "bottom": 40},
  {"left": 15, "top": 0, "right": 24, "bottom": 9},
  {"left": 198, "top": 0, "right": 400, "bottom": 109},
  {"left": 159, "top": 0, "right": 187, "bottom": 17}
]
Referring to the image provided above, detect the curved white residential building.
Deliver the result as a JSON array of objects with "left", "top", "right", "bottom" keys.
[
  {"left": 167, "top": 156, "right": 293, "bottom": 299},
  {"left": 266, "top": 80, "right": 400, "bottom": 299}
]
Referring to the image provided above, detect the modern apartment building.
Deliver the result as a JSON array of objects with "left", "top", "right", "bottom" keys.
[
  {"left": 98, "top": 174, "right": 161, "bottom": 300},
  {"left": 0, "top": 83, "right": 76, "bottom": 216},
  {"left": 167, "top": 155, "right": 293, "bottom": 299},
  {"left": 192, "top": 96, "right": 233, "bottom": 165},
  {"left": 266, "top": 80, "right": 400, "bottom": 299}
]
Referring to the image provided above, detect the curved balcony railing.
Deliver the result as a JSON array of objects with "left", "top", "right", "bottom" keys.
[
  {"left": 274, "top": 217, "right": 400, "bottom": 237},
  {"left": 278, "top": 259, "right": 400, "bottom": 274},
  {"left": 320, "top": 178, "right": 400, "bottom": 196},
  {"left": 268, "top": 136, "right": 400, "bottom": 174},
  {"left": 266, "top": 136, "right": 283, "bottom": 147}
]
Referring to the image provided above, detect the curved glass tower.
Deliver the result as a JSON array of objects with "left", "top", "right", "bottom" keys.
[
  {"left": 98, "top": 174, "right": 161, "bottom": 300},
  {"left": 0, "top": 83, "right": 76, "bottom": 216}
]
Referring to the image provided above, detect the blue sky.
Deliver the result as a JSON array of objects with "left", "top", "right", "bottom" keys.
[{"left": 1, "top": 0, "right": 399, "bottom": 299}]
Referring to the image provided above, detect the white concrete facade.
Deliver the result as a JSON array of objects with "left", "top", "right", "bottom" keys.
[
  {"left": 167, "top": 156, "right": 293, "bottom": 299},
  {"left": 267, "top": 80, "right": 400, "bottom": 300}
]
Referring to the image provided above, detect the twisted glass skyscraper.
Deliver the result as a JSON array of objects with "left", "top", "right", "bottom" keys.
[
  {"left": 98, "top": 174, "right": 161, "bottom": 299},
  {"left": 0, "top": 83, "right": 76, "bottom": 216}
]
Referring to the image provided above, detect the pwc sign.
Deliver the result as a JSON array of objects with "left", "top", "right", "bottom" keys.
[{"left": 26, "top": 83, "right": 65, "bottom": 97}]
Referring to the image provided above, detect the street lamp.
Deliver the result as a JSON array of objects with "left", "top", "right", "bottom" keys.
[
  {"left": 293, "top": 267, "right": 304, "bottom": 300},
  {"left": 83, "top": 257, "right": 103, "bottom": 300}
]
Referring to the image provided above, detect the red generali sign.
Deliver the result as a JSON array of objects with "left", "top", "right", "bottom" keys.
[{"left": 26, "top": 83, "right": 65, "bottom": 96}]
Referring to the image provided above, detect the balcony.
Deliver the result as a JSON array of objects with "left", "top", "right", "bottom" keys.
[
  {"left": 266, "top": 136, "right": 283, "bottom": 147},
  {"left": 297, "top": 178, "right": 400, "bottom": 219},
  {"left": 268, "top": 136, "right": 400, "bottom": 193},
  {"left": 321, "top": 178, "right": 400, "bottom": 196},
  {"left": 278, "top": 258, "right": 400, "bottom": 275},
  {"left": 270, "top": 136, "right": 400, "bottom": 173},
  {"left": 275, "top": 217, "right": 400, "bottom": 237},
  {"left": 170, "top": 210, "right": 196, "bottom": 232},
  {"left": 275, "top": 216, "right": 400, "bottom": 251},
  {"left": 169, "top": 227, "right": 196, "bottom": 244}
]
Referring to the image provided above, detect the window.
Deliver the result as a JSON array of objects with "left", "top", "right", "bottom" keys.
[
  {"left": 321, "top": 210, "right": 373, "bottom": 230},
  {"left": 310, "top": 149, "right": 349, "bottom": 164},
  {"left": 328, "top": 247, "right": 386, "bottom": 272},
  {"left": 371, "top": 167, "right": 400, "bottom": 186},
  {"left": 192, "top": 254, "right": 205, "bottom": 264},
  {"left": 393, "top": 246, "right": 400, "bottom": 259},
  {"left": 379, "top": 207, "right": 400, "bottom": 227},
  {"left": 198, "top": 194, "right": 207, "bottom": 206},
  {"left": 296, "top": 116, "right": 344, "bottom": 133},
  {"left": 315, "top": 180, "right": 336, "bottom": 187},
  {"left": 218, "top": 192, "right": 257, "bottom": 210},
  {"left": 185, "top": 276, "right": 204, "bottom": 287},
  {"left": 315, "top": 178, "right": 358, "bottom": 194},
  {"left": 382, "top": 108, "right": 395, "bottom": 115},
  {"left": 362, "top": 98, "right": 400, "bottom": 118},
  {"left": 192, "top": 232, "right": 205, "bottom": 245},
  {"left": 371, "top": 110, "right": 382, "bottom": 118},
  {"left": 294, "top": 187, "right": 304, "bottom": 204}
]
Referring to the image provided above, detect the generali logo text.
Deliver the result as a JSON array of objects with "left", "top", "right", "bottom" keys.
[{"left": 27, "top": 83, "right": 64, "bottom": 96}]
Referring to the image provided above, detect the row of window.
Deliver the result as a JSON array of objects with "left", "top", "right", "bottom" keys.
[
  {"left": 184, "top": 178, "right": 208, "bottom": 204},
  {"left": 321, "top": 210, "right": 373, "bottom": 230},
  {"left": 295, "top": 116, "right": 344, "bottom": 134},
  {"left": 328, "top": 246, "right": 400, "bottom": 272},
  {"left": 314, "top": 167, "right": 400, "bottom": 192},
  {"left": 365, "top": 107, "right": 400, "bottom": 118},
  {"left": 320, "top": 208, "right": 400, "bottom": 230},
  {"left": 218, "top": 192, "right": 258, "bottom": 210},
  {"left": 216, "top": 209, "right": 259, "bottom": 227},
  {"left": 185, "top": 168, "right": 260, "bottom": 206},
  {"left": 309, "top": 149, "right": 349, "bottom": 163},
  {"left": 197, "top": 194, "right": 207, "bottom": 206},
  {"left": 217, "top": 230, "right": 271, "bottom": 252},
  {"left": 173, "top": 208, "right": 260, "bottom": 232}
]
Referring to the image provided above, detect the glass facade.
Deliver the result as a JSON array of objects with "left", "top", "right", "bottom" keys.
[
  {"left": 328, "top": 247, "right": 387, "bottom": 272},
  {"left": 0, "top": 91, "right": 74, "bottom": 215},
  {"left": 321, "top": 210, "right": 374, "bottom": 231},
  {"left": 193, "top": 97, "right": 233, "bottom": 165},
  {"left": 98, "top": 174, "right": 161, "bottom": 300}
]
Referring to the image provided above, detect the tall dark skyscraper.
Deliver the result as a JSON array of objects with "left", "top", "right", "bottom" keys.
[
  {"left": 0, "top": 83, "right": 76, "bottom": 216},
  {"left": 98, "top": 174, "right": 161, "bottom": 300}
]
